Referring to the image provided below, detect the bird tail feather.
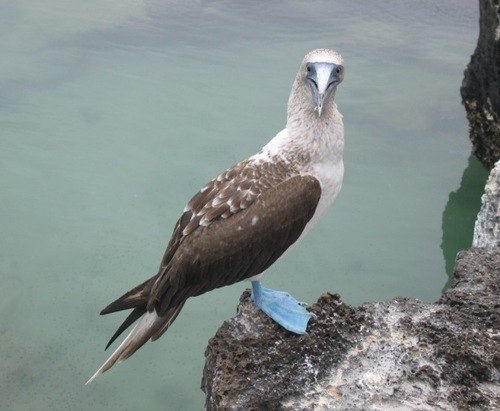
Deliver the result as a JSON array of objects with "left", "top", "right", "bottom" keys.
[
  {"left": 99, "top": 278, "right": 153, "bottom": 315},
  {"left": 86, "top": 302, "right": 184, "bottom": 385}
]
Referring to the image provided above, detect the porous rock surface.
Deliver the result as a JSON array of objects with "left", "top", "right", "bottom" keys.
[{"left": 202, "top": 248, "right": 500, "bottom": 410}]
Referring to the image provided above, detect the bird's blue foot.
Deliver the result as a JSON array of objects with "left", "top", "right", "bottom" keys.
[{"left": 251, "top": 281, "right": 311, "bottom": 334}]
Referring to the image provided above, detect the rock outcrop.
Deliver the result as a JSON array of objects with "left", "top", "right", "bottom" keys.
[
  {"left": 461, "top": 0, "right": 500, "bottom": 169},
  {"left": 202, "top": 246, "right": 499, "bottom": 410}
]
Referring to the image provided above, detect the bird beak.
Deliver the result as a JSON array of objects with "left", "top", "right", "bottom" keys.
[{"left": 306, "top": 62, "right": 343, "bottom": 117}]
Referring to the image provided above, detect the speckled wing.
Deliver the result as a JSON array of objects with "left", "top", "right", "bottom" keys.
[
  {"left": 149, "top": 170, "right": 322, "bottom": 315},
  {"left": 155, "top": 158, "right": 297, "bottom": 274}
]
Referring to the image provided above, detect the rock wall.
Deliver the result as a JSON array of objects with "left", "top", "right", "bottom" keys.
[
  {"left": 461, "top": 0, "right": 500, "bottom": 169},
  {"left": 474, "top": 160, "right": 500, "bottom": 247}
]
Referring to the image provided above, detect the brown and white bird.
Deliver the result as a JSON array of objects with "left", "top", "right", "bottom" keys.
[{"left": 87, "top": 48, "right": 345, "bottom": 383}]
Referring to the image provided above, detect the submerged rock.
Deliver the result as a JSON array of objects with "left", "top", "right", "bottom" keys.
[
  {"left": 461, "top": 0, "right": 500, "bottom": 169},
  {"left": 202, "top": 248, "right": 500, "bottom": 410}
]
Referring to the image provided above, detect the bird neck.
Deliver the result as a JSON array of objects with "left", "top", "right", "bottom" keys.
[{"left": 284, "top": 91, "right": 344, "bottom": 166}]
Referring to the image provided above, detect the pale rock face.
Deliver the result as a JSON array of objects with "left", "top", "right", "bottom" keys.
[{"left": 473, "top": 159, "right": 500, "bottom": 247}]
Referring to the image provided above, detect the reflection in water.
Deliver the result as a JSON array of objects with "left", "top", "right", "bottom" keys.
[{"left": 441, "top": 155, "right": 489, "bottom": 290}]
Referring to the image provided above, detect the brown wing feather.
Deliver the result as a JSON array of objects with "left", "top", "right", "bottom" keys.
[{"left": 149, "top": 175, "right": 322, "bottom": 315}]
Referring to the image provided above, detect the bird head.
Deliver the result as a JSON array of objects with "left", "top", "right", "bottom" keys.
[{"left": 298, "top": 49, "right": 344, "bottom": 117}]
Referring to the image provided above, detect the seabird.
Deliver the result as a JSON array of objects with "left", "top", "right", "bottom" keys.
[{"left": 87, "top": 48, "right": 345, "bottom": 383}]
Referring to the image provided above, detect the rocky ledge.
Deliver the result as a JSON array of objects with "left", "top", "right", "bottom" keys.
[{"left": 202, "top": 246, "right": 499, "bottom": 411}]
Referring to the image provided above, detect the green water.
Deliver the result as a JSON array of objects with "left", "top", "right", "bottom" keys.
[{"left": 0, "top": 1, "right": 487, "bottom": 410}]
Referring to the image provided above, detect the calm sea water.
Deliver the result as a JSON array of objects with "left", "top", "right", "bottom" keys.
[{"left": 0, "top": 1, "right": 486, "bottom": 410}]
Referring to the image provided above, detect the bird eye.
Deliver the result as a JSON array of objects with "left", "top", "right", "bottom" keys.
[
  {"left": 306, "top": 65, "right": 311, "bottom": 73},
  {"left": 336, "top": 66, "right": 343, "bottom": 74}
]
